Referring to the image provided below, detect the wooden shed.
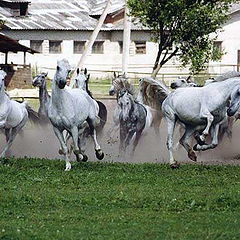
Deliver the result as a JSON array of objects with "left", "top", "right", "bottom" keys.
[{"left": 0, "top": 33, "right": 38, "bottom": 88}]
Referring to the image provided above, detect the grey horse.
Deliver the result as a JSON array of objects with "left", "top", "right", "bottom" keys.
[
  {"left": 162, "top": 71, "right": 240, "bottom": 168},
  {"left": 0, "top": 70, "right": 39, "bottom": 158},
  {"left": 32, "top": 72, "right": 50, "bottom": 121},
  {"left": 118, "top": 89, "right": 152, "bottom": 157}
]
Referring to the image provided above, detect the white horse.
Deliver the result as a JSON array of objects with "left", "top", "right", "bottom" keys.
[
  {"left": 170, "top": 76, "right": 198, "bottom": 89},
  {"left": 162, "top": 71, "right": 240, "bottom": 168},
  {"left": 32, "top": 72, "right": 50, "bottom": 121},
  {"left": 0, "top": 70, "right": 38, "bottom": 158},
  {"left": 48, "top": 59, "right": 104, "bottom": 171}
]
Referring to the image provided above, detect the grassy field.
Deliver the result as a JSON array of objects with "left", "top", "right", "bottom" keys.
[{"left": 1, "top": 158, "right": 240, "bottom": 240}]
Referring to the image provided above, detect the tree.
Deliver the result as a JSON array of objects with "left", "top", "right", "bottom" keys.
[{"left": 127, "top": 0, "right": 236, "bottom": 77}]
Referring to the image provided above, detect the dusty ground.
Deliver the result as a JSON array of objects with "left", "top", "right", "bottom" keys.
[{"left": 1, "top": 99, "right": 240, "bottom": 165}]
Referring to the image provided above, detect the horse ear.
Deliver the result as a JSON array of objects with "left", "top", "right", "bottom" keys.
[
  {"left": 87, "top": 74, "right": 90, "bottom": 81},
  {"left": 44, "top": 72, "right": 48, "bottom": 77},
  {"left": 77, "top": 68, "right": 80, "bottom": 75},
  {"left": 84, "top": 68, "right": 87, "bottom": 75},
  {"left": 114, "top": 71, "right": 116, "bottom": 78},
  {"left": 186, "top": 76, "right": 192, "bottom": 83},
  {"left": 122, "top": 72, "right": 126, "bottom": 78}
]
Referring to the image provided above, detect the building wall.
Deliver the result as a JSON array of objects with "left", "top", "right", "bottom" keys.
[{"left": 1, "top": 13, "right": 240, "bottom": 81}]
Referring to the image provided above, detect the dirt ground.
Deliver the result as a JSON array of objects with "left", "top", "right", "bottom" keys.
[{"left": 1, "top": 99, "right": 240, "bottom": 165}]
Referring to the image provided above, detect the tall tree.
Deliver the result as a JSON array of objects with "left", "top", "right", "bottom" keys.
[{"left": 127, "top": 0, "right": 236, "bottom": 77}]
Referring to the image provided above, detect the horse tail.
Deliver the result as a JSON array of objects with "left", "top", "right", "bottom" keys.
[
  {"left": 23, "top": 102, "right": 40, "bottom": 124},
  {"left": 96, "top": 100, "right": 107, "bottom": 135}
]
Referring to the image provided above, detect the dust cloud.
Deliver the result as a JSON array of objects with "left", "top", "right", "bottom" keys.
[{"left": 1, "top": 99, "right": 240, "bottom": 165}]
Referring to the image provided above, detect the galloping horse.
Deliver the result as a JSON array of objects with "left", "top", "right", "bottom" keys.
[
  {"left": 118, "top": 89, "right": 152, "bottom": 156},
  {"left": 48, "top": 59, "right": 104, "bottom": 171},
  {"left": 0, "top": 70, "right": 39, "bottom": 158},
  {"left": 108, "top": 72, "right": 135, "bottom": 136},
  {"left": 137, "top": 77, "right": 170, "bottom": 136},
  {"left": 32, "top": 72, "right": 50, "bottom": 121},
  {"left": 162, "top": 71, "right": 240, "bottom": 168},
  {"left": 75, "top": 68, "right": 107, "bottom": 135}
]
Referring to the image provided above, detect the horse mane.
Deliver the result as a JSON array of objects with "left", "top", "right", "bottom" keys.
[
  {"left": 85, "top": 76, "right": 93, "bottom": 99},
  {"left": 139, "top": 77, "right": 170, "bottom": 110},
  {"left": 113, "top": 75, "right": 135, "bottom": 97},
  {"left": 212, "top": 71, "right": 240, "bottom": 82}
]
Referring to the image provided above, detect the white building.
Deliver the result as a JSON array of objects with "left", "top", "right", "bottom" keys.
[{"left": 0, "top": 0, "right": 240, "bottom": 81}]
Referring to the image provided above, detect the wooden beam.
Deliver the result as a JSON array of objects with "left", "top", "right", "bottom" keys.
[
  {"left": 23, "top": 52, "right": 26, "bottom": 65},
  {"left": 70, "top": 0, "right": 112, "bottom": 87},
  {"left": 122, "top": 2, "right": 131, "bottom": 76},
  {"left": 5, "top": 52, "right": 8, "bottom": 64}
]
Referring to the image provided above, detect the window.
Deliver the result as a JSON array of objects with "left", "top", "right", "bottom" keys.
[
  {"left": 30, "top": 40, "right": 43, "bottom": 53},
  {"left": 213, "top": 41, "right": 222, "bottom": 52},
  {"left": 74, "top": 41, "right": 85, "bottom": 54},
  {"left": 118, "top": 41, "right": 123, "bottom": 54},
  {"left": 49, "top": 41, "right": 62, "bottom": 54},
  {"left": 92, "top": 41, "right": 104, "bottom": 54},
  {"left": 135, "top": 41, "right": 146, "bottom": 54}
]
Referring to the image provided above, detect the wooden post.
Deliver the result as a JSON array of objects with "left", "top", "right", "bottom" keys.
[
  {"left": 122, "top": 2, "right": 131, "bottom": 76},
  {"left": 5, "top": 52, "right": 8, "bottom": 64},
  {"left": 23, "top": 52, "right": 26, "bottom": 66},
  {"left": 70, "top": 0, "right": 112, "bottom": 87}
]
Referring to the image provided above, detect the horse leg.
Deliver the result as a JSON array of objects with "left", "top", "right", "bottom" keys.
[
  {"left": 179, "top": 126, "right": 197, "bottom": 162},
  {"left": 131, "top": 129, "right": 143, "bottom": 157},
  {"left": 199, "top": 108, "right": 214, "bottom": 142},
  {"left": 166, "top": 116, "right": 179, "bottom": 168},
  {"left": 87, "top": 118, "right": 104, "bottom": 160},
  {"left": 0, "top": 116, "right": 27, "bottom": 158},
  {"left": 194, "top": 123, "right": 220, "bottom": 151},
  {"left": 70, "top": 126, "right": 85, "bottom": 162},
  {"left": 119, "top": 123, "right": 127, "bottom": 155},
  {"left": 53, "top": 127, "right": 71, "bottom": 171}
]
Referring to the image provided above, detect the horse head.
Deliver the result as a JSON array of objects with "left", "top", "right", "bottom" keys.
[
  {"left": 75, "top": 68, "right": 88, "bottom": 90},
  {"left": 118, "top": 90, "right": 134, "bottom": 121},
  {"left": 32, "top": 72, "right": 48, "bottom": 87},
  {"left": 170, "top": 76, "right": 195, "bottom": 89},
  {"left": 54, "top": 59, "right": 71, "bottom": 89},
  {"left": 227, "top": 85, "right": 240, "bottom": 117},
  {"left": 0, "top": 70, "right": 6, "bottom": 90},
  {"left": 109, "top": 72, "right": 130, "bottom": 96}
]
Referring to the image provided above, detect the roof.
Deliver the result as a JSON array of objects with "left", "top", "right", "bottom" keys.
[
  {"left": 0, "top": 33, "right": 38, "bottom": 53},
  {"left": 0, "top": 0, "right": 135, "bottom": 31}
]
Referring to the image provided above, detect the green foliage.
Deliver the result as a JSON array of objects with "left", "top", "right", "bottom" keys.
[
  {"left": 127, "top": 0, "right": 236, "bottom": 74},
  {"left": 1, "top": 158, "right": 240, "bottom": 239}
]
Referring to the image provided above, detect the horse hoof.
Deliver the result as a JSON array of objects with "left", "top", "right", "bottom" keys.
[
  {"left": 65, "top": 163, "right": 71, "bottom": 171},
  {"left": 193, "top": 144, "right": 199, "bottom": 151},
  {"left": 58, "top": 149, "right": 64, "bottom": 155},
  {"left": 95, "top": 149, "right": 104, "bottom": 160},
  {"left": 188, "top": 150, "right": 197, "bottom": 162},
  {"left": 82, "top": 154, "right": 88, "bottom": 162},
  {"left": 170, "top": 162, "right": 180, "bottom": 169}
]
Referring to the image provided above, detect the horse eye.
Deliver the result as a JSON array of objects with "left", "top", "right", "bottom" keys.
[{"left": 181, "top": 80, "right": 185, "bottom": 83}]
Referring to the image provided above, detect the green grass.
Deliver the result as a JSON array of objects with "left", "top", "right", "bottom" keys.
[{"left": 1, "top": 158, "right": 240, "bottom": 240}]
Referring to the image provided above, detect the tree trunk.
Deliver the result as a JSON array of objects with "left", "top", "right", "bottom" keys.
[
  {"left": 70, "top": 0, "right": 112, "bottom": 87},
  {"left": 122, "top": 1, "right": 131, "bottom": 76}
]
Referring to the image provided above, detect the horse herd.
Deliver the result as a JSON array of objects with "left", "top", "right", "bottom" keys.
[{"left": 0, "top": 59, "right": 240, "bottom": 171}]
